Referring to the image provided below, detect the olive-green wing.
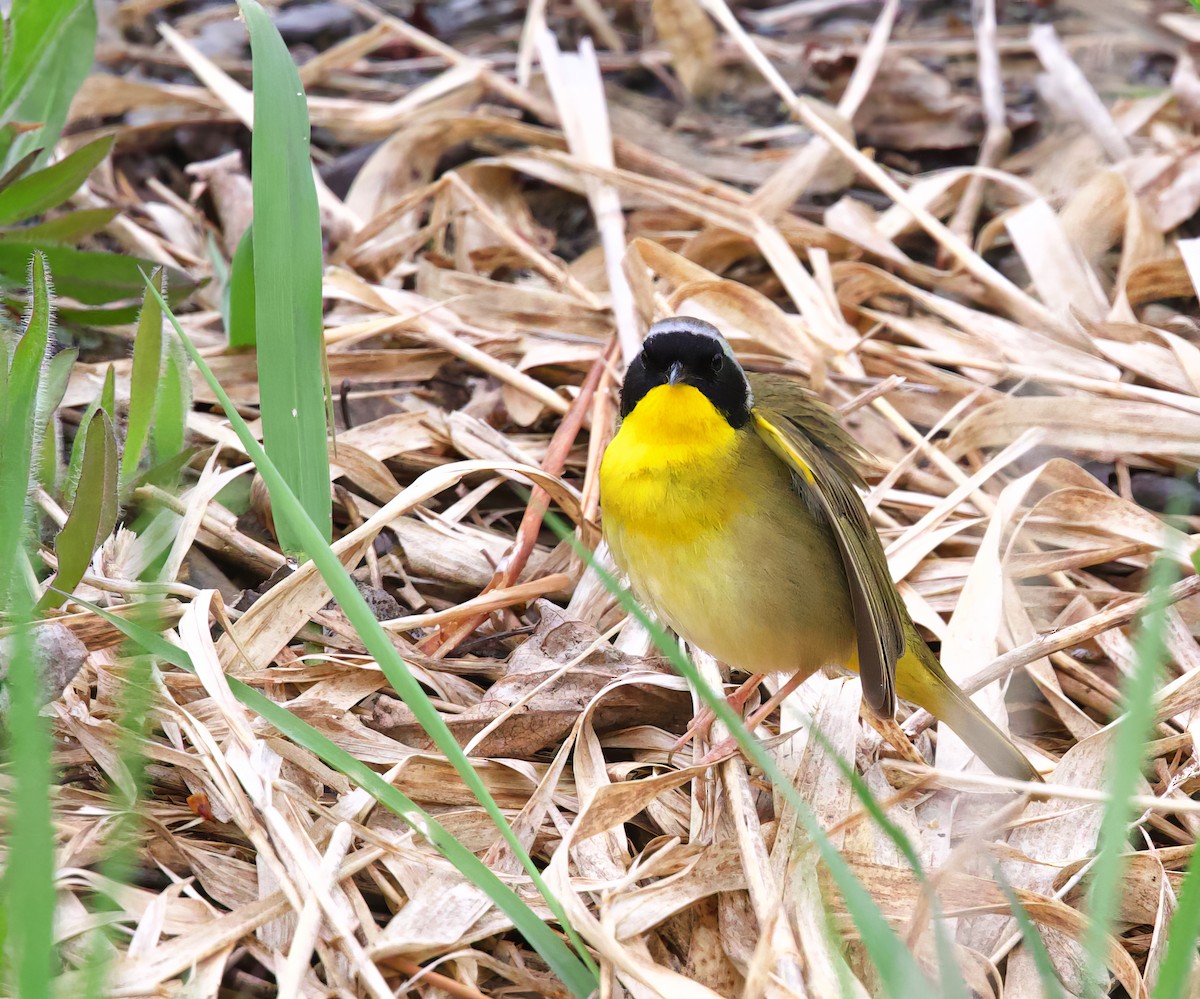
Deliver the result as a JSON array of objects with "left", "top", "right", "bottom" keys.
[{"left": 750, "top": 386, "right": 904, "bottom": 716}]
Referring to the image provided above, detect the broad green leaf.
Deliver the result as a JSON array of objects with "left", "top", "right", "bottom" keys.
[
  {"left": 10, "top": 207, "right": 119, "bottom": 244},
  {"left": 0, "top": 135, "right": 113, "bottom": 226},
  {"left": 227, "top": 222, "right": 256, "bottom": 348},
  {"left": 239, "top": 0, "right": 330, "bottom": 551},
  {"left": 0, "top": 242, "right": 195, "bottom": 306},
  {"left": 2, "top": 0, "right": 94, "bottom": 168},
  {"left": 0, "top": 251, "right": 51, "bottom": 606},
  {"left": 121, "top": 268, "right": 164, "bottom": 485},
  {"left": 68, "top": 593, "right": 601, "bottom": 999},
  {"left": 1, "top": 0, "right": 88, "bottom": 106},
  {"left": 36, "top": 409, "right": 117, "bottom": 611}
]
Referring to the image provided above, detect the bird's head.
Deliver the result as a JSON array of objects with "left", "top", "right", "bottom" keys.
[{"left": 619, "top": 317, "right": 753, "bottom": 429}]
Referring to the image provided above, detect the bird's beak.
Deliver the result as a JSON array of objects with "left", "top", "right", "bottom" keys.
[{"left": 667, "top": 361, "right": 684, "bottom": 386}]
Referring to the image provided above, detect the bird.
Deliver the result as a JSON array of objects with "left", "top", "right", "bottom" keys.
[{"left": 598, "top": 315, "right": 1041, "bottom": 783}]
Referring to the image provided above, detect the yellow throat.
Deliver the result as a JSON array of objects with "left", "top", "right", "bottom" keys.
[{"left": 599, "top": 383, "right": 744, "bottom": 546}]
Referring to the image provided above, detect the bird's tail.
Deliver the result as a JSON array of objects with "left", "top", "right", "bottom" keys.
[{"left": 895, "top": 638, "right": 1043, "bottom": 784}]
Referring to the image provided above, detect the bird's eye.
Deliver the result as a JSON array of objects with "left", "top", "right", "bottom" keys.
[{"left": 710, "top": 353, "right": 724, "bottom": 373}]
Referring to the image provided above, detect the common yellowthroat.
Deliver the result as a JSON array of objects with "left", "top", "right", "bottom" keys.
[{"left": 599, "top": 316, "right": 1041, "bottom": 783}]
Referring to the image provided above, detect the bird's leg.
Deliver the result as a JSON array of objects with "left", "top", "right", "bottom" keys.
[
  {"left": 864, "top": 712, "right": 927, "bottom": 767},
  {"left": 668, "top": 674, "right": 766, "bottom": 759},
  {"left": 693, "top": 669, "right": 811, "bottom": 766}
]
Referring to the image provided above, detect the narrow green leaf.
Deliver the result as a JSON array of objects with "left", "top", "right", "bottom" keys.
[
  {"left": 0, "top": 123, "right": 19, "bottom": 170},
  {"left": 0, "top": 135, "right": 114, "bottom": 226},
  {"left": 80, "top": 647, "right": 155, "bottom": 999},
  {"left": 993, "top": 862, "right": 1068, "bottom": 999},
  {"left": 121, "top": 268, "right": 164, "bottom": 485},
  {"left": 1083, "top": 552, "right": 1178, "bottom": 997},
  {"left": 226, "top": 222, "right": 256, "bottom": 348},
  {"left": 0, "top": 251, "right": 51, "bottom": 606},
  {"left": 99, "top": 362, "right": 114, "bottom": 416},
  {"left": 34, "top": 345, "right": 75, "bottom": 491},
  {"left": 0, "top": 242, "right": 196, "bottom": 306},
  {"left": 65, "top": 364, "right": 113, "bottom": 507},
  {"left": 3, "top": 619, "right": 57, "bottom": 999},
  {"left": 67, "top": 594, "right": 601, "bottom": 999},
  {"left": 239, "top": 0, "right": 330, "bottom": 550},
  {"left": 151, "top": 331, "right": 189, "bottom": 467},
  {"left": 3, "top": 207, "right": 118, "bottom": 245},
  {"left": 0, "top": 147, "right": 40, "bottom": 196},
  {"left": 36, "top": 409, "right": 117, "bottom": 611},
  {"left": 36, "top": 346, "right": 74, "bottom": 419},
  {"left": 1153, "top": 845, "right": 1200, "bottom": 998},
  {"left": 544, "top": 508, "right": 932, "bottom": 997},
  {"left": 798, "top": 715, "right": 967, "bottom": 995},
  {"left": 0, "top": 251, "right": 57, "bottom": 999},
  {"left": 145, "top": 278, "right": 599, "bottom": 993}
]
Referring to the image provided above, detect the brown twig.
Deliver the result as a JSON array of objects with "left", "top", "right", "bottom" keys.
[{"left": 425, "top": 339, "right": 618, "bottom": 656}]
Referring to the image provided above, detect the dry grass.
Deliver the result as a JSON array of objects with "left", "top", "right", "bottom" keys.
[{"left": 40, "top": 0, "right": 1200, "bottom": 994}]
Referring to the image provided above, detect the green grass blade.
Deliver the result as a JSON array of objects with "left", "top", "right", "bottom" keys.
[
  {"left": 79, "top": 642, "right": 154, "bottom": 999},
  {"left": 2, "top": 620, "right": 56, "bottom": 999},
  {"left": 0, "top": 135, "right": 113, "bottom": 226},
  {"left": 992, "top": 861, "right": 1068, "bottom": 999},
  {"left": 2, "top": 0, "right": 95, "bottom": 172},
  {"left": 0, "top": 251, "right": 58, "bottom": 999},
  {"left": 797, "top": 715, "right": 967, "bottom": 996},
  {"left": 1152, "top": 844, "right": 1200, "bottom": 998},
  {"left": 0, "top": 251, "right": 51, "bottom": 604},
  {"left": 544, "top": 510, "right": 931, "bottom": 996},
  {"left": 120, "top": 268, "right": 164, "bottom": 486},
  {"left": 36, "top": 410, "right": 117, "bottom": 611},
  {"left": 144, "top": 277, "right": 599, "bottom": 992},
  {"left": 227, "top": 223, "right": 256, "bottom": 348},
  {"left": 1083, "top": 552, "right": 1178, "bottom": 996},
  {"left": 239, "top": 0, "right": 329, "bottom": 550},
  {"left": 67, "top": 595, "right": 601, "bottom": 998}
]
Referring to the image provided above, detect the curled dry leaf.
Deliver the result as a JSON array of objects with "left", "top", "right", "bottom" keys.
[{"left": 370, "top": 601, "right": 690, "bottom": 756}]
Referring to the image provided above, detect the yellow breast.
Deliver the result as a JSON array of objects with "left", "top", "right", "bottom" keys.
[{"left": 599, "top": 383, "right": 857, "bottom": 675}]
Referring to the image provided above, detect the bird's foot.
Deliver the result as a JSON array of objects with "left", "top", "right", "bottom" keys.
[
  {"left": 686, "top": 670, "right": 810, "bottom": 767},
  {"left": 667, "top": 674, "right": 766, "bottom": 763}
]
